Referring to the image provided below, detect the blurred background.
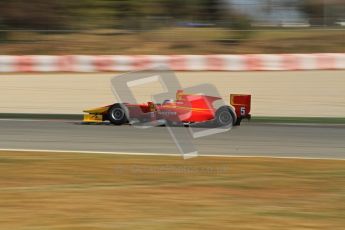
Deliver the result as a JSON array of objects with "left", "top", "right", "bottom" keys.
[
  {"left": 0, "top": 0, "right": 344, "bottom": 54},
  {"left": 0, "top": 3, "right": 345, "bottom": 229}
]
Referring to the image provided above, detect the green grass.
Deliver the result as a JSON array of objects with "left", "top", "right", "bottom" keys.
[
  {"left": 0, "top": 113, "right": 83, "bottom": 120},
  {"left": 251, "top": 116, "right": 345, "bottom": 124}
]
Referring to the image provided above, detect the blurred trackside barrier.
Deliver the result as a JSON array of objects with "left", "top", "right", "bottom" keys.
[{"left": 0, "top": 54, "right": 344, "bottom": 72}]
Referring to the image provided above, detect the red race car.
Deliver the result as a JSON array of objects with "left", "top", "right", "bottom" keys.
[{"left": 83, "top": 90, "right": 251, "bottom": 126}]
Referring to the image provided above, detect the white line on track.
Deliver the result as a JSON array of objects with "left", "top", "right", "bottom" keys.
[{"left": 0, "top": 148, "right": 344, "bottom": 161}]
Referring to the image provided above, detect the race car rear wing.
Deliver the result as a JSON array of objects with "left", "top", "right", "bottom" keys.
[{"left": 230, "top": 94, "right": 251, "bottom": 119}]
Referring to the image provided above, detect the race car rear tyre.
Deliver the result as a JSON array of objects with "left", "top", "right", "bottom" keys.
[
  {"left": 215, "top": 106, "right": 236, "bottom": 127},
  {"left": 108, "top": 104, "right": 128, "bottom": 125},
  {"left": 234, "top": 117, "right": 242, "bottom": 126}
]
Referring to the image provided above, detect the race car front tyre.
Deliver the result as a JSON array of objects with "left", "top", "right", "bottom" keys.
[
  {"left": 108, "top": 104, "right": 128, "bottom": 125},
  {"left": 215, "top": 106, "right": 237, "bottom": 127}
]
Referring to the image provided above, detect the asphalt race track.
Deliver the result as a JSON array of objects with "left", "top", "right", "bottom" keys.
[{"left": 0, "top": 119, "right": 344, "bottom": 159}]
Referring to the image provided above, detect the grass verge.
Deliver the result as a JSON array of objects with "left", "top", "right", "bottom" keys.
[
  {"left": 0, "top": 113, "right": 344, "bottom": 124},
  {"left": 2, "top": 28, "right": 345, "bottom": 54},
  {"left": 0, "top": 151, "right": 344, "bottom": 229},
  {"left": 250, "top": 116, "right": 345, "bottom": 124}
]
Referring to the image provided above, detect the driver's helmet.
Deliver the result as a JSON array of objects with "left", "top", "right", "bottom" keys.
[{"left": 162, "top": 99, "right": 174, "bottom": 105}]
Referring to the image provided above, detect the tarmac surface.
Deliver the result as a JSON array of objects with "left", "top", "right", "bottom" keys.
[{"left": 0, "top": 119, "right": 344, "bottom": 159}]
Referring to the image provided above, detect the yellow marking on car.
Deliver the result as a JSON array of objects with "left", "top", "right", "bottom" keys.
[
  {"left": 83, "top": 114, "right": 103, "bottom": 123},
  {"left": 83, "top": 106, "right": 109, "bottom": 114}
]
